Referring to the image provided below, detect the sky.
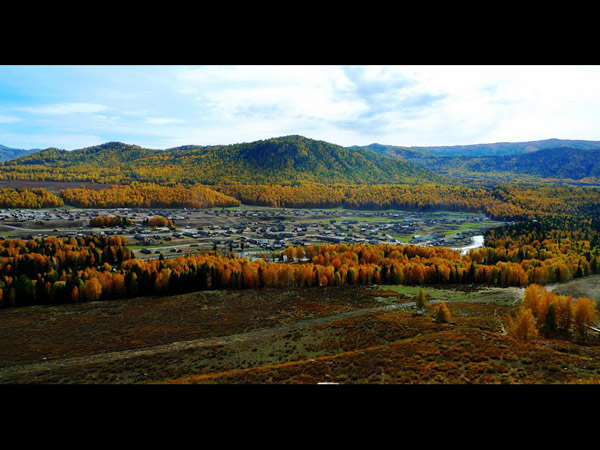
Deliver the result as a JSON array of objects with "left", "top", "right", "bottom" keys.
[{"left": 1, "top": 65, "right": 600, "bottom": 150}]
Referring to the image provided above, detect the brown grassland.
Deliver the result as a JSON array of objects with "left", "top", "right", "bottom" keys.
[{"left": 1, "top": 278, "right": 599, "bottom": 384}]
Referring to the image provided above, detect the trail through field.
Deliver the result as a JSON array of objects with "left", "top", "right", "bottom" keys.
[
  {"left": 0, "top": 284, "right": 526, "bottom": 382},
  {"left": 0, "top": 300, "right": 416, "bottom": 381}
]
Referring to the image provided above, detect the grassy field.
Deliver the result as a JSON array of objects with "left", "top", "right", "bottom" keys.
[{"left": 1, "top": 277, "right": 599, "bottom": 384}]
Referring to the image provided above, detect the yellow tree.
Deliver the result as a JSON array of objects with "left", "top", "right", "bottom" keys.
[
  {"left": 522, "top": 284, "right": 542, "bottom": 317},
  {"left": 537, "top": 289, "right": 556, "bottom": 327},
  {"left": 84, "top": 278, "right": 102, "bottom": 301},
  {"left": 574, "top": 297, "right": 597, "bottom": 339},
  {"left": 435, "top": 301, "right": 451, "bottom": 323},
  {"left": 554, "top": 295, "right": 573, "bottom": 332},
  {"left": 509, "top": 308, "right": 538, "bottom": 342}
]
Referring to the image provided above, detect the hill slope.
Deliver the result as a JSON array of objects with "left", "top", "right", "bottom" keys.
[
  {"left": 0, "top": 145, "right": 36, "bottom": 162},
  {"left": 351, "top": 138, "right": 600, "bottom": 157},
  {"left": 2, "top": 136, "right": 443, "bottom": 185},
  {"left": 353, "top": 142, "right": 600, "bottom": 182},
  {"left": 435, "top": 147, "right": 600, "bottom": 180}
]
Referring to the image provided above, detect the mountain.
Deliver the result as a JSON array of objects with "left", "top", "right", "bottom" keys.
[
  {"left": 0, "top": 145, "right": 37, "bottom": 162},
  {"left": 434, "top": 147, "right": 600, "bottom": 180},
  {"left": 351, "top": 138, "right": 600, "bottom": 157},
  {"left": 354, "top": 144, "right": 600, "bottom": 182},
  {"left": 4, "top": 136, "right": 444, "bottom": 185}
]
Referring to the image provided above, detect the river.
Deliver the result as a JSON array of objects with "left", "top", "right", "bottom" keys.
[
  {"left": 241, "top": 234, "right": 486, "bottom": 261},
  {"left": 452, "top": 235, "right": 484, "bottom": 255}
]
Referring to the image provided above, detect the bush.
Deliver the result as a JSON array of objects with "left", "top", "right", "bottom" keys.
[
  {"left": 435, "top": 301, "right": 451, "bottom": 323},
  {"left": 415, "top": 289, "right": 428, "bottom": 310}
]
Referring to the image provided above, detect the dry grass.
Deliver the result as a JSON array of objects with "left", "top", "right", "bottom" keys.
[{"left": 1, "top": 283, "right": 599, "bottom": 384}]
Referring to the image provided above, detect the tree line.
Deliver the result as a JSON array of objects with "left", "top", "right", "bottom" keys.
[{"left": 2, "top": 234, "right": 597, "bottom": 308}]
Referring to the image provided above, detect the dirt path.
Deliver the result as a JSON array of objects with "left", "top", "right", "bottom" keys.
[
  {"left": 0, "top": 301, "right": 416, "bottom": 381},
  {"left": 0, "top": 284, "right": 526, "bottom": 382}
]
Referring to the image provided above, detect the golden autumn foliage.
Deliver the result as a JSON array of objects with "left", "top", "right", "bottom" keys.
[
  {"left": 518, "top": 284, "right": 597, "bottom": 339},
  {"left": 435, "top": 301, "right": 451, "bottom": 323},
  {"left": 0, "top": 187, "right": 63, "bottom": 208},
  {"left": 60, "top": 182, "right": 240, "bottom": 209},
  {"left": 508, "top": 308, "right": 539, "bottom": 341},
  {"left": 144, "top": 216, "right": 174, "bottom": 228},
  {"left": 554, "top": 295, "right": 574, "bottom": 332},
  {"left": 0, "top": 238, "right": 555, "bottom": 308},
  {"left": 573, "top": 297, "right": 597, "bottom": 339},
  {"left": 90, "top": 215, "right": 133, "bottom": 227},
  {"left": 216, "top": 183, "right": 600, "bottom": 222},
  {"left": 84, "top": 278, "right": 102, "bottom": 301}
]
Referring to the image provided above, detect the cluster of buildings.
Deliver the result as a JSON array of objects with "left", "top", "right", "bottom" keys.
[{"left": 0, "top": 206, "right": 494, "bottom": 259}]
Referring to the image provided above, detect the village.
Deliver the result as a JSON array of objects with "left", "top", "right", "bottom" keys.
[{"left": 0, "top": 206, "right": 505, "bottom": 260}]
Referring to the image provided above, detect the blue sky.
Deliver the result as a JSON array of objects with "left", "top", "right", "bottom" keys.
[{"left": 1, "top": 65, "right": 600, "bottom": 150}]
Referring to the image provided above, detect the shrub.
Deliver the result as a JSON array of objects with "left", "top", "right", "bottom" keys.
[
  {"left": 435, "top": 301, "right": 451, "bottom": 323},
  {"left": 415, "top": 289, "right": 428, "bottom": 310}
]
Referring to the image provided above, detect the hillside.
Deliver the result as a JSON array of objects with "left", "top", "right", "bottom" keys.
[
  {"left": 351, "top": 138, "right": 600, "bottom": 157},
  {"left": 2, "top": 136, "right": 444, "bottom": 185},
  {"left": 0, "top": 144, "right": 36, "bottom": 162},
  {"left": 353, "top": 143, "right": 600, "bottom": 183},
  {"left": 435, "top": 147, "right": 600, "bottom": 180}
]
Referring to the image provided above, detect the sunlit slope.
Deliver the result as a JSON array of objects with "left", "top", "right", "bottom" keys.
[{"left": 2, "top": 135, "right": 444, "bottom": 185}]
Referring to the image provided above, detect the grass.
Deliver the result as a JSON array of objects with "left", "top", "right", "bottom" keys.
[
  {"left": 369, "top": 284, "right": 490, "bottom": 302},
  {"left": 0, "top": 278, "right": 596, "bottom": 384}
]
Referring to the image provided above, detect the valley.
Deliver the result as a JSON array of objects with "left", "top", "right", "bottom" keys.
[
  {"left": 0, "top": 205, "right": 501, "bottom": 260},
  {"left": 0, "top": 135, "right": 599, "bottom": 385},
  {"left": 4, "top": 65, "right": 600, "bottom": 388}
]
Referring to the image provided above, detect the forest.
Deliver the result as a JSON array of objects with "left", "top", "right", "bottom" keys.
[
  {"left": 0, "top": 137, "right": 441, "bottom": 185},
  {"left": 1, "top": 137, "right": 600, "bottom": 318},
  {"left": 2, "top": 210, "right": 598, "bottom": 308},
  {"left": 3, "top": 182, "right": 600, "bottom": 226}
]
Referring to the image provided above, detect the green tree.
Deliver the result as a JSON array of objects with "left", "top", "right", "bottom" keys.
[
  {"left": 545, "top": 302, "right": 557, "bottom": 331},
  {"left": 415, "top": 289, "right": 428, "bottom": 310}
]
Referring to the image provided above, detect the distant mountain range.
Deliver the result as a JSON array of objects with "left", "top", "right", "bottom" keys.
[
  {"left": 427, "top": 147, "right": 600, "bottom": 180},
  {"left": 0, "top": 145, "right": 37, "bottom": 162},
  {"left": 3, "top": 137, "right": 600, "bottom": 185},
  {"left": 350, "top": 139, "right": 600, "bottom": 182},
  {"left": 350, "top": 138, "right": 600, "bottom": 157}
]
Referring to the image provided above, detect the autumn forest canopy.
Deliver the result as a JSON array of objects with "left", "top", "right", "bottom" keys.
[{"left": 1, "top": 135, "right": 600, "bottom": 310}]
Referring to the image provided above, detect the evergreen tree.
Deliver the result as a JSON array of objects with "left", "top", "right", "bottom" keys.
[
  {"left": 545, "top": 302, "right": 557, "bottom": 331},
  {"left": 415, "top": 289, "right": 428, "bottom": 310}
]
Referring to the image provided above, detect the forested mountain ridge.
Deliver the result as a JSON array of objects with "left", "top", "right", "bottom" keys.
[
  {"left": 437, "top": 147, "right": 600, "bottom": 180},
  {"left": 405, "top": 147, "right": 600, "bottom": 181},
  {"left": 2, "top": 135, "right": 444, "bottom": 185},
  {"left": 353, "top": 142, "right": 600, "bottom": 182},
  {"left": 15, "top": 142, "right": 158, "bottom": 166},
  {"left": 0, "top": 144, "right": 36, "bottom": 162},
  {"left": 351, "top": 138, "right": 600, "bottom": 157}
]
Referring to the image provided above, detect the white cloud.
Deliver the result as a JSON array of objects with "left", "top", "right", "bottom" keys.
[
  {"left": 5, "top": 65, "right": 600, "bottom": 149},
  {"left": 177, "top": 65, "right": 364, "bottom": 124}
]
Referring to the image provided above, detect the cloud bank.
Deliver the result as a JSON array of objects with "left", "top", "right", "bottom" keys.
[{"left": 1, "top": 65, "right": 599, "bottom": 149}]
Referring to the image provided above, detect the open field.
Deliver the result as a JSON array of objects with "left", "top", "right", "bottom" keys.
[{"left": 1, "top": 277, "right": 598, "bottom": 384}]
